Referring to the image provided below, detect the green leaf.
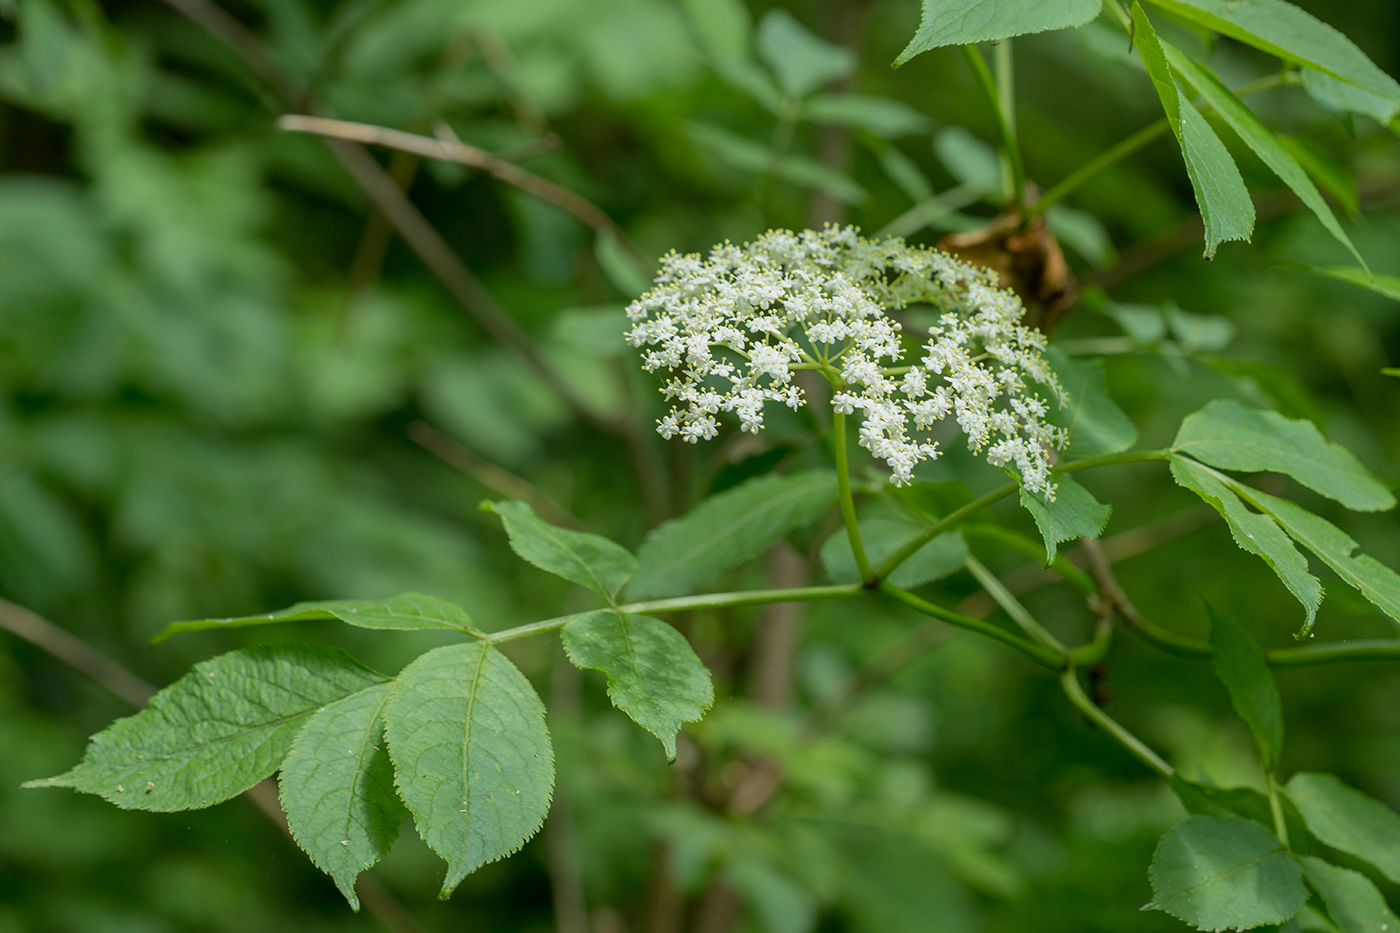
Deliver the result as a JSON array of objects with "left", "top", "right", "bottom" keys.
[
  {"left": 1384, "top": 369, "right": 1400, "bottom": 379},
  {"left": 1293, "top": 265, "right": 1400, "bottom": 303},
  {"left": 1134, "top": 3, "right": 1254, "bottom": 258},
  {"left": 150, "top": 592, "right": 478, "bottom": 645},
  {"left": 1170, "top": 776, "right": 1276, "bottom": 827},
  {"left": 1143, "top": 0, "right": 1400, "bottom": 104},
  {"left": 483, "top": 500, "right": 637, "bottom": 600},
  {"left": 382, "top": 642, "right": 553, "bottom": 898},
  {"left": 799, "top": 94, "right": 931, "bottom": 138},
  {"left": 1167, "top": 49, "right": 1365, "bottom": 268},
  {"left": 894, "top": 0, "right": 1101, "bottom": 65},
  {"left": 1019, "top": 477, "right": 1111, "bottom": 565},
  {"left": 561, "top": 611, "right": 713, "bottom": 760},
  {"left": 820, "top": 519, "right": 968, "bottom": 588},
  {"left": 755, "top": 9, "right": 854, "bottom": 98},
  {"left": 686, "top": 121, "right": 868, "bottom": 203},
  {"left": 1277, "top": 136, "right": 1359, "bottom": 215},
  {"left": 279, "top": 682, "right": 407, "bottom": 910},
  {"left": 1047, "top": 347, "right": 1138, "bottom": 458},
  {"left": 1302, "top": 69, "right": 1400, "bottom": 126},
  {"left": 680, "top": 0, "right": 752, "bottom": 63},
  {"left": 1170, "top": 456, "right": 1322, "bottom": 629},
  {"left": 934, "top": 126, "right": 1003, "bottom": 196},
  {"left": 1298, "top": 857, "right": 1400, "bottom": 933},
  {"left": 1285, "top": 773, "right": 1400, "bottom": 884},
  {"left": 629, "top": 471, "right": 838, "bottom": 599},
  {"left": 594, "top": 231, "right": 651, "bottom": 299},
  {"left": 1206, "top": 602, "right": 1283, "bottom": 769},
  {"left": 1173, "top": 399, "right": 1395, "bottom": 512},
  {"left": 1148, "top": 816, "right": 1307, "bottom": 931},
  {"left": 25, "top": 645, "right": 386, "bottom": 812}
]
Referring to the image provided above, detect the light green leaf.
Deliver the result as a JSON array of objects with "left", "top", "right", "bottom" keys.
[
  {"left": 1384, "top": 369, "right": 1400, "bottom": 379},
  {"left": 382, "top": 642, "right": 553, "bottom": 898},
  {"left": 150, "top": 592, "right": 478, "bottom": 645},
  {"left": 25, "top": 645, "right": 386, "bottom": 812},
  {"left": 1167, "top": 305, "right": 1236, "bottom": 352},
  {"left": 484, "top": 500, "right": 637, "bottom": 600},
  {"left": 1148, "top": 816, "right": 1307, "bottom": 931},
  {"left": 1169, "top": 776, "right": 1275, "bottom": 826},
  {"left": 687, "top": 121, "right": 868, "bottom": 203},
  {"left": 1298, "top": 857, "right": 1400, "bottom": 933},
  {"left": 820, "top": 519, "right": 968, "bottom": 588},
  {"left": 1047, "top": 347, "right": 1138, "bottom": 458},
  {"left": 1134, "top": 3, "right": 1254, "bottom": 258},
  {"left": 1045, "top": 205, "right": 1116, "bottom": 267},
  {"left": 1285, "top": 773, "right": 1400, "bottom": 884},
  {"left": 800, "top": 94, "right": 931, "bottom": 137},
  {"left": 1019, "top": 477, "right": 1111, "bottom": 565},
  {"left": 1302, "top": 69, "right": 1400, "bottom": 126},
  {"left": 561, "top": 611, "right": 713, "bottom": 760},
  {"left": 1295, "top": 265, "right": 1400, "bottom": 303},
  {"left": 1170, "top": 456, "right": 1322, "bottom": 629},
  {"left": 629, "top": 471, "right": 838, "bottom": 599},
  {"left": 894, "top": 0, "right": 1101, "bottom": 65},
  {"left": 279, "top": 682, "right": 407, "bottom": 910},
  {"left": 1168, "top": 49, "right": 1365, "bottom": 268},
  {"left": 1173, "top": 399, "right": 1395, "bottom": 512},
  {"left": 1143, "top": 0, "right": 1400, "bottom": 104},
  {"left": 755, "top": 9, "right": 854, "bottom": 98},
  {"left": 1207, "top": 602, "right": 1283, "bottom": 769},
  {"left": 934, "top": 126, "right": 1002, "bottom": 196},
  {"left": 680, "top": 0, "right": 752, "bottom": 63}
]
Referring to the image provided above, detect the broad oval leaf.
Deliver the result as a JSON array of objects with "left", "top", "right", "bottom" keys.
[
  {"left": 24, "top": 644, "right": 387, "bottom": 812},
  {"left": 894, "top": 0, "right": 1101, "bottom": 66},
  {"left": 1048, "top": 347, "right": 1137, "bottom": 459},
  {"left": 1285, "top": 773, "right": 1400, "bottom": 884},
  {"left": 820, "top": 519, "right": 968, "bottom": 589},
  {"left": 382, "top": 642, "right": 553, "bottom": 898},
  {"left": 628, "top": 471, "right": 838, "bottom": 600},
  {"left": 561, "top": 611, "right": 713, "bottom": 760},
  {"left": 1207, "top": 602, "right": 1283, "bottom": 769},
  {"left": 1298, "top": 856, "right": 1400, "bottom": 933},
  {"left": 485, "top": 500, "right": 637, "bottom": 600},
  {"left": 151, "top": 592, "right": 478, "bottom": 645},
  {"left": 1148, "top": 815, "right": 1307, "bottom": 931},
  {"left": 1173, "top": 400, "right": 1395, "bottom": 513},
  {"left": 279, "top": 682, "right": 407, "bottom": 910},
  {"left": 1019, "top": 476, "right": 1111, "bottom": 566}
]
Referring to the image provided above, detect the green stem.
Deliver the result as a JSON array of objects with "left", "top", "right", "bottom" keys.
[
  {"left": 832, "top": 409, "right": 876, "bottom": 586},
  {"left": 874, "top": 184, "right": 981, "bottom": 239},
  {"left": 964, "top": 554, "right": 1067, "bottom": 655},
  {"left": 960, "top": 523, "right": 1095, "bottom": 592},
  {"left": 880, "top": 582, "right": 1065, "bottom": 669},
  {"left": 1267, "top": 772, "right": 1291, "bottom": 848},
  {"left": 994, "top": 38, "right": 1019, "bottom": 206},
  {"left": 1122, "top": 613, "right": 1400, "bottom": 667},
  {"left": 962, "top": 44, "right": 1025, "bottom": 209},
  {"left": 1069, "top": 613, "right": 1115, "bottom": 667},
  {"left": 1060, "top": 667, "right": 1174, "bottom": 778}
]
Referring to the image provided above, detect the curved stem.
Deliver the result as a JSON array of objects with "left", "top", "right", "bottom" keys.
[
  {"left": 1060, "top": 667, "right": 1174, "bottom": 778},
  {"left": 1267, "top": 772, "right": 1291, "bottom": 848},
  {"left": 962, "top": 44, "right": 1025, "bottom": 210},
  {"left": 964, "top": 555, "right": 1067, "bottom": 655},
  {"left": 880, "top": 583, "right": 1065, "bottom": 669},
  {"left": 832, "top": 410, "right": 876, "bottom": 585}
]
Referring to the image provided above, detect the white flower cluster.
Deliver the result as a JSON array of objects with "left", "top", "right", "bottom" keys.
[{"left": 625, "top": 226, "right": 1066, "bottom": 496}]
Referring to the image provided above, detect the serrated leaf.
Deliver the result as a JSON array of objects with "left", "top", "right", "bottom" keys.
[
  {"left": 150, "top": 592, "right": 478, "bottom": 645},
  {"left": 1170, "top": 456, "right": 1322, "bottom": 629},
  {"left": 1296, "top": 265, "right": 1400, "bottom": 303},
  {"left": 484, "top": 500, "right": 637, "bottom": 600},
  {"left": 1019, "top": 476, "right": 1111, "bottom": 565},
  {"left": 1143, "top": 0, "right": 1400, "bottom": 104},
  {"left": 279, "top": 682, "right": 407, "bottom": 910},
  {"left": 1173, "top": 400, "right": 1394, "bottom": 512},
  {"left": 1047, "top": 347, "right": 1138, "bottom": 458},
  {"left": 755, "top": 9, "right": 854, "bottom": 99},
  {"left": 25, "top": 645, "right": 386, "bottom": 812},
  {"left": 1285, "top": 773, "right": 1400, "bottom": 884},
  {"left": 1207, "top": 602, "right": 1283, "bottom": 769},
  {"left": 800, "top": 94, "right": 931, "bottom": 138},
  {"left": 894, "top": 0, "right": 1101, "bottom": 65},
  {"left": 1168, "top": 49, "right": 1365, "bottom": 268},
  {"left": 382, "top": 642, "right": 553, "bottom": 898},
  {"left": 561, "top": 611, "right": 713, "bottom": 760},
  {"left": 1148, "top": 816, "right": 1307, "bottom": 931},
  {"left": 820, "top": 519, "right": 968, "bottom": 588},
  {"left": 629, "top": 471, "right": 838, "bottom": 599},
  {"left": 1134, "top": 3, "right": 1254, "bottom": 258},
  {"left": 1170, "top": 776, "right": 1276, "bottom": 826},
  {"left": 1302, "top": 69, "right": 1400, "bottom": 126},
  {"left": 1298, "top": 857, "right": 1400, "bottom": 933}
]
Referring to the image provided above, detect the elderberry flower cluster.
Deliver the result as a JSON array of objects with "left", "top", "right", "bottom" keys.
[{"left": 625, "top": 226, "right": 1066, "bottom": 496}]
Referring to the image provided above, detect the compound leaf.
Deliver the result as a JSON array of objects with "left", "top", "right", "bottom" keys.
[
  {"left": 821, "top": 519, "right": 967, "bottom": 589},
  {"left": 151, "top": 592, "right": 478, "bottom": 645},
  {"left": 1019, "top": 476, "right": 1111, "bottom": 565},
  {"left": 1148, "top": 815, "right": 1306, "bottom": 931},
  {"left": 25, "top": 645, "right": 386, "bottom": 812},
  {"left": 1298, "top": 857, "right": 1400, "bottom": 933},
  {"left": 561, "top": 611, "right": 713, "bottom": 760},
  {"left": 1285, "top": 773, "right": 1400, "bottom": 884},
  {"left": 1207, "top": 603, "right": 1283, "bottom": 769},
  {"left": 279, "top": 682, "right": 407, "bottom": 910},
  {"left": 484, "top": 500, "right": 637, "bottom": 599},
  {"left": 1048, "top": 347, "right": 1137, "bottom": 458},
  {"left": 895, "top": 0, "right": 1101, "bottom": 65},
  {"left": 629, "top": 471, "right": 837, "bottom": 599},
  {"left": 383, "top": 642, "right": 553, "bottom": 898},
  {"left": 1173, "top": 400, "right": 1394, "bottom": 512}
]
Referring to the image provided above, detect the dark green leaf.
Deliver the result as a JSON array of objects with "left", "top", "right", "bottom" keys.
[
  {"left": 755, "top": 9, "right": 854, "bottom": 98},
  {"left": 279, "top": 682, "right": 407, "bottom": 910},
  {"left": 1047, "top": 347, "right": 1138, "bottom": 458},
  {"left": 1148, "top": 815, "right": 1306, "bottom": 931},
  {"left": 1298, "top": 857, "right": 1400, "bottom": 933},
  {"left": 820, "top": 520, "right": 968, "bottom": 588},
  {"left": 629, "top": 471, "right": 838, "bottom": 599},
  {"left": 382, "top": 642, "right": 553, "bottom": 898},
  {"left": 1207, "top": 602, "right": 1284, "bottom": 769},
  {"left": 894, "top": 0, "right": 1101, "bottom": 65},
  {"left": 934, "top": 126, "right": 1003, "bottom": 196},
  {"left": 561, "top": 611, "right": 713, "bottom": 760},
  {"left": 1173, "top": 399, "right": 1395, "bottom": 512},
  {"left": 150, "top": 592, "right": 478, "bottom": 645},
  {"left": 1170, "top": 776, "right": 1275, "bottom": 826},
  {"left": 484, "top": 500, "right": 637, "bottom": 600},
  {"left": 1286, "top": 773, "right": 1400, "bottom": 884},
  {"left": 25, "top": 645, "right": 386, "bottom": 812},
  {"left": 594, "top": 231, "right": 651, "bottom": 299},
  {"left": 1019, "top": 476, "right": 1111, "bottom": 565},
  {"left": 1294, "top": 265, "right": 1400, "bottom": 303}
]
